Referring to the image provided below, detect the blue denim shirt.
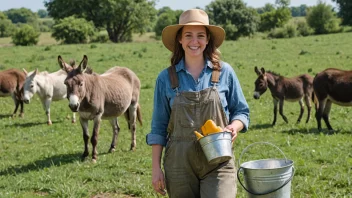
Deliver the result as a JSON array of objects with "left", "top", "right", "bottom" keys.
[{"left": 146, "top": 59, "right": 250, "bottom": 146}]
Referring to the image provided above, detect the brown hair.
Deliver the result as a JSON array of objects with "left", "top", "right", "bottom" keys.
[{"left": 170, "top": 27, "right": 221, "bottom": 71}]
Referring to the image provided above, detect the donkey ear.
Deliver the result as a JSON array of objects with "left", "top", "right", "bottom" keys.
[
  {"left": 34, "top": 68, "right": 39, "bottom": 75},
  {"left": 78, "top": 55, "right": 88, "bottom": 73},
  {"left": 58, "top": 55, "right": 72, "bottom": 73},
  {"left": 260, "top": 67, "right": 266, "bottom": 74},
  {"left": 254, "top": 66, "right": 261, "bottom": 76},
  {"left": 22, "top": 68, "right": 28, "bottom": 75}
]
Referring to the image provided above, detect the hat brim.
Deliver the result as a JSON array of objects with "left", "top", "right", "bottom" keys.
[{"left": 161, "top": 24, "right": 225, "bottom": 52}]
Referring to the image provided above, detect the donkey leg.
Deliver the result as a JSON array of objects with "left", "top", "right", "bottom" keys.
[
  {"left": 91, "top": 116, "right": 102, "bottom": 162},
  {"left": 128, "top": 103, "right": 138, "bottom": 151},
  {"left": 279, "top": 99, "right": 288, "bottom": 123},
  {"left": 108, "top": 117, "right": 120, "bottom": 153},
  {"left": 19, "top": 100, "right": 24, "bottom": 118},
  {"left": 315, "top": 99, "right": 326, "bottom": 132},
  {"left": 272, "top": 99, "right": 278, "bottom": 126},
  {"left": 304, "top": 95, "right": 312, "bottom": 123},
  {"left": 80, "top": 117, "right": 89, "bottom": 160},
  {"left": 11, "top": 94, "right": 20, "bottom": 118},
  {"left": 42, "top": 98, "right": 52, "bottom": 125},
  {"left": 322, "top": 100, "right": 333, "bottom": 131},
  {"left": 296, "top": 98, "right": 304, "bottom": 124},
  {"left": 72, "top": 112, "right": 76, "bottom": 123}
]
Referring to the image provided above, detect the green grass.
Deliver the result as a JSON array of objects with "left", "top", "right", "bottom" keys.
[{"left": 0, "top": 32, "right": 351, "bottom": 197}]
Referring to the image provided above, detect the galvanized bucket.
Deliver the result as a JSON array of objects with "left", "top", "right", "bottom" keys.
[
  {"left": 199, "top": 132, "right": 232, "bottom": 164},
  {"left": 237, "top": 142, "right": 294, "bottom": 198}
]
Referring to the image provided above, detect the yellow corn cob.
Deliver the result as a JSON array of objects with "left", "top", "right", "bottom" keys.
[
  {"left": 194, "top": 131, "right": 204, "bottom": 140},
  {"left": 201, "top": 119, "right": 223, "bottom": 136}
]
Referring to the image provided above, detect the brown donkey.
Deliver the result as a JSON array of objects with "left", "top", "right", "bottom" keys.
[
  {"left": 254, "top": 66, "right": 314, "bottom": 126},
  {"left": 58, "top": 55, "right": 142, "bottom": 162},
  {"left": 313, "top": 68, "right": 352, "bottom": 132},
  {"left": 0, "top": 68, "right": 25, "bottom": 117}
]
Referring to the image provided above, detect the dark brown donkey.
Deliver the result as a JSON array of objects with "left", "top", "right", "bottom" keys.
[
  {"left": 254, "top": 66, "right": 314, "bottom": 126},
  {"left": 58, "top": 55, "right": 142, "bottom": 162},
  {"left": 0, "top": 68, "right": 25, "bottom": 117},
  {"left": 313, "top": 68, "right": 352, "bottom": 131}
]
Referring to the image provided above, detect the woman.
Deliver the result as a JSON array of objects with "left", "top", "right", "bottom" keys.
[{"left": 146, "top": 9, "right": 249, "bottom": 197}]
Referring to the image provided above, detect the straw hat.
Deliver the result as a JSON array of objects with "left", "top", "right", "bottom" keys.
[{"left": 161, "top": 9, "right": 225, "bottom": 52}]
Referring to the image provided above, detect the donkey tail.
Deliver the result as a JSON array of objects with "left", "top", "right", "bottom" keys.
[
  {"left": 311, "top": 91, "right": 318, "bottom": 111},
  {"left": 137, "top": 103, "right": 142, "bottom": 126}
]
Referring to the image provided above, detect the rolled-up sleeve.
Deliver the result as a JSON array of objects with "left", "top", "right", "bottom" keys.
[
  {"left": 227, "top": 66, "right": 250, "bottom": 132},
  {"left": 146, "top": 72, "right": 171, "bottom": 146}
]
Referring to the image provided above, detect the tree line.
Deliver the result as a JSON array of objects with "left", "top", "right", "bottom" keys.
[{"left": 0, "top": 0, "right": 351, "bottom": 46}]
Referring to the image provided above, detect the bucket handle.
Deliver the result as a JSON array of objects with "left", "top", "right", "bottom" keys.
[
  {"left": 237, "top": 166, "right": 295, "bottom": 195},
  {"left": 238, "top": 142, "right": 288, "bottom": 167}
]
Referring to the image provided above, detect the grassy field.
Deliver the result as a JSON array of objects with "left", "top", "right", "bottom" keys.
[{"left": 0, "top": 32, "right": 351, "bottom": 197}]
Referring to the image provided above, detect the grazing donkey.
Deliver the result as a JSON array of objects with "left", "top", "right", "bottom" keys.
[
  {"left": 253, "top": 66, "right": 315, "bottom": 126},
  {"left": 0, "top": 68, "right": 25, "bottom": 117},
  {"left": 59, "top": 55, "right": 142, "bottom": 162},
  {"left": 313, "top": 68, "right": 352, "bottom": 132},
  {"left": 23, "top": 66, "right": 76, "bottom": 125}
]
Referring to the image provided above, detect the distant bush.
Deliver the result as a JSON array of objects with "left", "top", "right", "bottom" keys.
[
  {"left": 52, "top": 16, "right": 95, "bottom": 44},
  {"left": 12, "top": 24, "right": 40, "bottom": 46},
  {"left": 38, "top": 19, "right": 54, "bottom": 32},
  {"left": 306, "top": 2, "right": 342, "bottom": 34},
  {"left": 0, "top": 18, "right": 15, "bottom": 37},
  {"left": 90, "top": 33, "right": 109, "bottom": 43},
  {"left": 268, "top": 23, "right": 297, "bottom": 39},
  {"left": 295, "top": 19, "right": 314, "bottom": 36}
]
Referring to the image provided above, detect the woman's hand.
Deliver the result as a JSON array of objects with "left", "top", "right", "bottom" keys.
[
  {"left": 152, "top": 167, "right": 166, "bottom": 195},
  {"left": 224, "top": 120, "right": 244, "bottom": 142}
]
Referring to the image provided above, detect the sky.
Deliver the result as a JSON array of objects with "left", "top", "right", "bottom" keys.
[{"left": 0, "top": 0, "right": 337, "bottom": 12}]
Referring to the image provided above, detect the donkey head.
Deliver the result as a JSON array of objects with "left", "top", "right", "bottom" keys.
[
  {"left": 253, "top": 66, "right": 268, "bottom": 99},
  {"left": 22, "top": 68, "right": 39, "bottom": 104},
  {"left": 61, "top": 55, "right": 90, "bottom": 112}
]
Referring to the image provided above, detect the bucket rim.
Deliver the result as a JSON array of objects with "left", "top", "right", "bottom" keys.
[{"left": 240, "top": 158, "right": 294, "bottom": 170}]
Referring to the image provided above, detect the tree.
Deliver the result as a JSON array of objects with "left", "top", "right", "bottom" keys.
[
  {"left": 333, "top": 0, "right": 352, "bottom": 25},
  {"left": 306, "top": 1, "right": 341, "bottom": 34},
  {"left": 37, "top": 9, "right": 48, "bottom": 18},
  {"left": 4, "top": 8, "right": 37, "bottom": 24},
  {"left": 52, "top": 16, "right": 95, "bottom": 44},
  {"left": 45, "top": 0, "right": 157, "bottom": 43},
  {"left": 259, "top": 8, "right": 291, "bottom": 32},
  {"left": 0, "top": 18, "right": 15, "bottom": 37},
  {"left": 275, "top": 0, "right": 290, "bottom": 8},
  {"left": 154, "top": 12, "right": 176, "bottom": 37},
  {"left": 12, "top": 24, "right": 40, "bottom": 46},
  {"left": 206, "top": 0, "right": 260, "bottom": 40},
  {"left": 256, "top": 3, "right": 275, "bottom": 14}
]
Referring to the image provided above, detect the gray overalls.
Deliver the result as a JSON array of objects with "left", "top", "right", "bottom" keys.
[{"left": 164, "top": 66, "right": 237, "bottom": 198}]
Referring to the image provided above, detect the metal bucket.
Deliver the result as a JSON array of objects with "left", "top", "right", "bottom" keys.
[
  {"left": 199, "top": 132, "right": 232, "bottom": 164},
  {"left": 237, "top": 142, "right": 294, "bottom": 198}
]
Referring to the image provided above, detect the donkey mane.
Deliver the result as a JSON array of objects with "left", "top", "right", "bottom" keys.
[{"left": 266, "top": 70, "right": 281, "bottom": 77}]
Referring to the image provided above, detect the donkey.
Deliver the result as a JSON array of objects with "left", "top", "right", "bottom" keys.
[
  {"left": 254, "top": 66, "right": 315, "bottom": 126},
  {"left": 23, "top": 66, "right": 76, "bottom": 125},
  {"left": 313, "top": 68, "right": 352, "bottom": 132},
  {"left": 58, "top": 55, "right": 142, "bottom": 162},
  {"left": 0, "top": 68, "right": 25, "bottom": 117}
]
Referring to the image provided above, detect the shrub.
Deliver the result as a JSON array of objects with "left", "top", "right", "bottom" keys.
[
  {"left": 90, "top": 33, "right": 109, "bottom": 43},
  {"left": 52, "top": 16, "right": 95, "bottom": 44},
  {"left": 306, "top": 2, "right": 341, "bottom": 34},
  {"left": 0, "top": 18, "right": 15, "bottom": 37},
  {"left": 11, "top": 24, "right": 40, "bottom": 46},
  {"left": 295, "top": 19, "right": 314, "bottom": 36}
]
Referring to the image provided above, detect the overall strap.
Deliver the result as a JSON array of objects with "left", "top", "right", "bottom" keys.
[
  {"left": 168, "top": 65, "right": 179, "bottom": 89},
  {"left": 211, "top": 69, "right": 220, "bottom": 84}
]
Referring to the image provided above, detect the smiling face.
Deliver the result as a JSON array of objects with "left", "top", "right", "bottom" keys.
[{"left": 179, "top": 25, "right": 209, "bottom": 59}]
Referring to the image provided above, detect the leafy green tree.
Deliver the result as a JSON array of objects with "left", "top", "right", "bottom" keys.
[
  {"left": 0, "top": 18, "right": 15, "bottom": 37},
  {"left": 4, "top": 8, "right": 37, "bottom": 24},
  {"left": 275, "top": 0, "right": 290, "bottom": 8},
  {"left": 52, "top": 16, "right": 95, "bottom": 44},
  {"left": 37, "top": 9, "right": 48, "bottom": 18},
  {"left": 306, "top": 1, "right": 341, "bottom": 34},
  {"left": 259, "top": 8, "right": 291, "bottom": 32},
  {"left": 45, "top": 0, "right": 156, "bottom": 43},
  {"left": 256, "top": 3, "right": 275, "bottom": 14},
  {"left": 333, "top": 0, "right": 352, "bottom": 25},
  {"left": 12, "top": 24, "right": 40, "bottom": 46},
  {"left": 154, "top": 12, "right": 176, "bottom": 38},
  {"left": 206, "top": 0, "right": 260, "bottom": 40}
]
